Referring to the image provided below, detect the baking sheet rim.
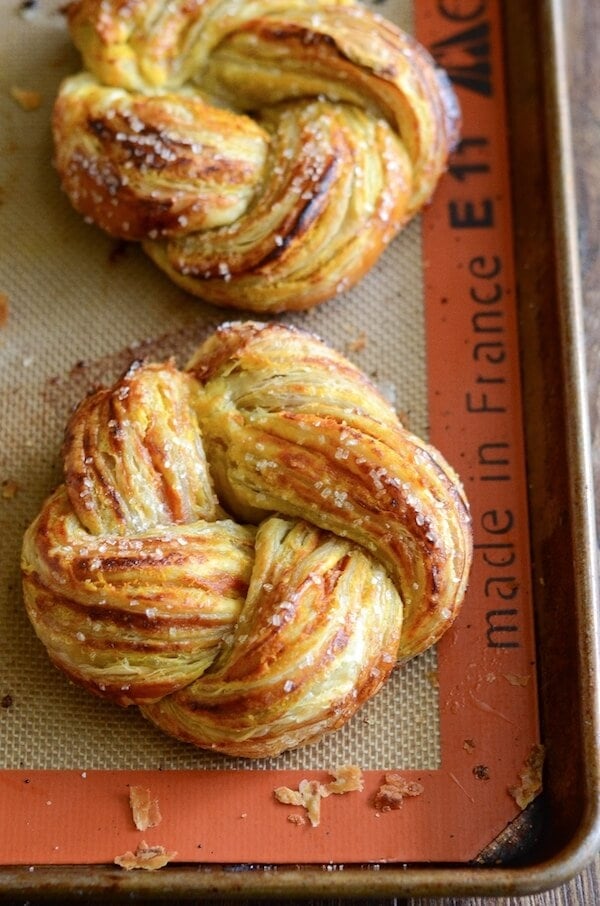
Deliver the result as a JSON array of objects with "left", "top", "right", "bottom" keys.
[{"left": 1, "top": 0, "right": 599, "bottom": 897}]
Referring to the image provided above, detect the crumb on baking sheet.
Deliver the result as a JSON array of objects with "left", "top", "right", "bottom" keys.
[
  {"left": 274, "top": 765, "right": 364, "bottom": 828},
  {"left": 508, "top": 743, "right": 545, "bottom": 809},
  {"left": 346, "top": 331, "right": 367, "bottom": 353},
  {"left": 129, "top": 785, "right": 162, "bottom": 831},
  {"left": 114, "top": 840, "right": 176, "bottom": 871},
  {"left": 373, "top": 773, "right": 424, "bottom": 812},
  {"left": 1, "top": 479, "right": 20, "bottom": 500},
  {"left": 287, "top": 814, "right": 306, "bottom": 826},
  {"left": 323, "top": 764, "right": 363, "bottom": 796},
  {"left": 463, "top": 738, "right": 476, "bottom": 754},
  {"left": 426, "top": 668, "right": 439, "bottom": 688},
  {"left": 503, "top": 673, "right": 531, "bottom": 687},
  {"left": 9, "top": 86, "right": 42, "bottom": 111},
  {"left": 0, "top": 293, "right": 8, "bottom": 328},
  {"left": 275, "top": 779, "right": 322, "bottom": 827}
]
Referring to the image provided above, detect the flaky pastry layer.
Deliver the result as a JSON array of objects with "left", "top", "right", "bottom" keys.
[
  {"left": 52, "top": 0, "right": 460, "bottom": 312},
  {"left": 22, "top": 322, "right": 472, "bottom": 757}
]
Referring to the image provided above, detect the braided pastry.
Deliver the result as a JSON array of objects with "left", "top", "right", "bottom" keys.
[
  {"left": 22, "top": 322, "right": 472, "bottom": 758},
  {"left": 53, "top": 1, "right": 460, "bottom": 313}
]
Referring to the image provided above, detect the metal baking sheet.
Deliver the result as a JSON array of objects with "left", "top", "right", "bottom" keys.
[{"left": 0, "top": 0, "right": 598, "bottom": 898}]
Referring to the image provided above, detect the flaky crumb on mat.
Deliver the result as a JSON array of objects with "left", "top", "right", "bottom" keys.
[
  {"left": 287, "top": 814, "right": 306, "bottom": 826},
  {"left": 324, "top": 764, "right": 363, "bottom": 795},
  {"left": 509, "top": 743, "right": 545, "bottom": 809},
  {"left": 1, "top": 479, "right": 20, "bottom": 500},
  {"left": 373, "top": 773, "right": 424, "bottom": 812},
  {"left": 114, "top": 841, "right": 176, "bottom": 871},
  {"left": 0, "top": 293, "right": 8, "bottom": 328},
  {"left": 346, "top": 331, "right": 367, "bottom": 353},
  {"left": 129, "top": 786, "right": 162, "bottom": 831},
  {"left": 426, "top": 669, "right": 439, "bottom": 688},
  {"left": 503, "top": 673, "right": 531, "bottom": 687},
  {"left": 274, "top": 765, "right": 363, "bottom": 827},
  {"left": 9, "top": 86, "right": 42, "bottom": 111}
]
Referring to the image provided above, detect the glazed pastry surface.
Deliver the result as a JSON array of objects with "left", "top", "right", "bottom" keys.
[
  {"left": 22, "top": 322, "right": 472, "bottom": 757},
  {"left": 53, "top": 0, "right": 460, "bottom": 312}
]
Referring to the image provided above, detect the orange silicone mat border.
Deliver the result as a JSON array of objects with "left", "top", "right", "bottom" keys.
[{"left": 0, "top": 0, "right": 541, "bottom": 866}]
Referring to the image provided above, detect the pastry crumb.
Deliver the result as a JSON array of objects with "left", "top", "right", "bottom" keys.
[
  {"left": 9, "top": 86, "right": 42, "bottom": 111},
  {"left": 373, "top": 773, "right": 424, "bottom": 811},
  {"left": 287, "top": 813, "right": 306, "bottom": 825},
  {"left": 275, "top": 779, "right": 322, "bottom": 827},
  {"left": 1, "top": 479, "right": 20, "bottom": 500},
  {"left": 274, "top": 786, "right": 304, "bottom": 807},
  {"left": 509, "top": 743, "right": 545, "bottom": 809},
  {"left": 346, "top": 331, "right": 367, "bottom": 353},
  {"left": 129, "top": 786, "right": 162, "bottom": 831},
  {"left": 275, "top": 764, "right": 363, "bottom": 827},
  {"left": 323, "top": 764, "right": 364, "bottom": 796},
  {"left": 114, "top": 840, "right": 176, "bottom": 871},
  {"left": 503, "top": 673, "right": 531, "bottom": 687},
  {"left": 425, "top": 669, "right": 439, "bottom": 688}
]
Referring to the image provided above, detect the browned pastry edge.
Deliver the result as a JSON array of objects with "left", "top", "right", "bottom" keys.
[
  {"left": 21, "top": 321, "right": 472, "bottom": 756},
  {"left": 52, "top": 0, "right": 461, "bottom": 312}
]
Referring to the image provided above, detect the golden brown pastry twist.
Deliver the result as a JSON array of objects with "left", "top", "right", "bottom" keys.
[
  {"left": 53, "top": 0, "right": 460, "bottom": 312},
  {"left": 22, "top": 323, "right": 472, "bottom": 757}
]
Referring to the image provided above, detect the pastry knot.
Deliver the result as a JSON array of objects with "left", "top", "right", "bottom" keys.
[
  {"left": 53, "top": 0, "right": 460, "bottom": 312},
  {"left": 22, "top": 323, "right": 472, "bottom": 758}
]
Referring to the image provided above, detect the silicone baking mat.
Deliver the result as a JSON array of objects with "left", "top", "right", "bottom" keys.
[{"left": 0, "top": 0, "right": 540, "bottom": 865}]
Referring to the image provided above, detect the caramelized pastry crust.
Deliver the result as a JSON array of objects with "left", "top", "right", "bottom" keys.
[
  {"left": 22, "top": 323, "right": 472, "bottom": 757},
  {"left": 53, "top": 0, "right": 460, "bottom": 312}
]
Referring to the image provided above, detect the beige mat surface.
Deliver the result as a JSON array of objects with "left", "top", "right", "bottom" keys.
[{"left": 0, "top": 0, "right": 441, "bottom": 771}]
